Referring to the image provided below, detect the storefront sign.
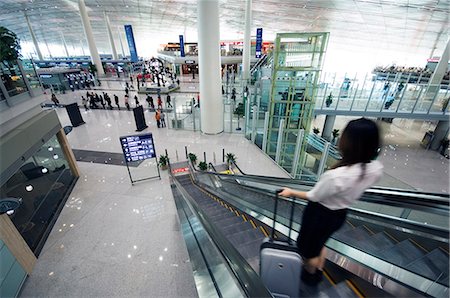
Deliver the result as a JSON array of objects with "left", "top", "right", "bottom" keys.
[
  {"left": 255, "top": 28, "right": 263, "bottom": 58},
  {"left": 185, "top": 60, "right": 195, "bottom": 64},
  {"left": 179, "top": 35, "right": 185, "bottom": 57},
  {"left": 124, "top": 25, "right": 138, "bottom": 62}
]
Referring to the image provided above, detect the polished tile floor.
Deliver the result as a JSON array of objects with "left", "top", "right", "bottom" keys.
[{"left": 21, "top": 82, "right": 448, "bottom": 297}]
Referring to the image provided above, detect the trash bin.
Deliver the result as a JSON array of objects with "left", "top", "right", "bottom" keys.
[{"left": 420, "top": 131, "right": 434, "bottom": 149}]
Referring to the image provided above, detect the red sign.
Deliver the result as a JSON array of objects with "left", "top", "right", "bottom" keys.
[{"left": 172, "top": 167, "right": 189, "bottom": 174}]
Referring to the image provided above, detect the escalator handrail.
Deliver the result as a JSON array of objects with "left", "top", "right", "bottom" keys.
[
  {"left": 231, "top": 161, "right": 450, "bottom": 198},
  {"left": 214, "top": 164, "right": 450, "bottom": 210},
  {"left": 229, "top": 160, "right": 317, "bottom": 181},
  {"left": 192, "top": 173, "right": 449, "bottom": 237},
  {"left": 206, "top": 172, "right": 449, "bottom": 240},
  {"left": 173, "top": 162, "right": 272, "bottom": 298}
]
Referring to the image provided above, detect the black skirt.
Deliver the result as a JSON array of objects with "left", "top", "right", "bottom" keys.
[{"left": 297, "top": 201, "right": 347, "bottom": 259}]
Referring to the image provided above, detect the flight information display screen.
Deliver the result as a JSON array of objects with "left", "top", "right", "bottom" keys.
[{"left": 120, "top": 133, "right": 156, "bottom": 162}]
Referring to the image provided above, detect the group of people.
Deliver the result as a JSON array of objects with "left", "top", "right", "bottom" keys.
[
  {"left": 81, "top": 91, "right": 118, "bottom": 111},
  {"left": 129, "top": 57, "right": 179, "bottom": 89},
  {"left": 382, "top": 81, "right": 405, "bottom": 109},
  {"left": 79, "top": 90, "right": 172, "bottom": 129},
  {"left": 374, "top": 65, "right": 450, "bottom": 83},
  {"left": 154, "top": 109, "right": 166, "bottom": 128},
  {"left": 65, "top": 71, "right": 99, "bottom": 91}
]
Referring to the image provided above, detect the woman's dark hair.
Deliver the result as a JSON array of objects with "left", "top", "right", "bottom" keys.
[{"left": 333, "top": 118, "right": 381, "bottom": 177}]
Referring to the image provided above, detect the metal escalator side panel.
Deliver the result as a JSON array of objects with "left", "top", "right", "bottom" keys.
[
  {"left": 325, "top": 238, "right": 449, "bottom": 297},
  {"left": 172, "top": 175, "right": 272, "bottom": 298}
]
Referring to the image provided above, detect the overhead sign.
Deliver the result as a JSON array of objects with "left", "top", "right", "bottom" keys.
[
  {"left": 255, "top": 28, "right": 263, "bottom": 58},
  {"left": 120, "top": 133, "right": 156, "bottom": 163},
  {"left": 124, "top": 25, "right": 138, "bottom": 62},
  {"left": 179, "top": 35, "right": 185, "bottom": 57}
]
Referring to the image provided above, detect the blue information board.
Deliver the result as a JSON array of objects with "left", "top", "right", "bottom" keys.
[
  {"left": 124, "top": 25, "right": 138, "bottom": 62},
  {"left": 255, "top": 28, "right": 263, "bottom": 58},
  {"left": 179, "top": 35, "right": 185, "bottom": 57},
  {"left": 120, "top": 133, "right": 156, "bottom": 162}
]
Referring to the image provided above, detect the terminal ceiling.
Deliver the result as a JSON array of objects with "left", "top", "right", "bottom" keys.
[{"left": 0, "top": 0, "right": 448, "bottom": 68}]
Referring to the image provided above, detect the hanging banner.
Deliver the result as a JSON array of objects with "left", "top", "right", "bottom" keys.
[
  {"left": 179, "top": 35, "right": 185, "bottom": 57},
  {"left": 124, "top": 25, "right": 138, "bottom": 62},
  {"left": 255, "top": 28, "right": 263, "bottom": 58}
]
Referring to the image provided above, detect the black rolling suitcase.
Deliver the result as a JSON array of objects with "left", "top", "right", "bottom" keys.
[{"left": 260, "top": 190, "right": 303, "bottom": 298}]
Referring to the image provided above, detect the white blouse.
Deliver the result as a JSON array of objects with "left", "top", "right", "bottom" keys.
[{"left": 306, "top": 160, "right": 384, "bottom": 210}]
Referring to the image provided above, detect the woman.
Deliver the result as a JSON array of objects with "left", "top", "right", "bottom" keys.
[{"left": 279, "top": 118, "right": 383, "bottom": 286}]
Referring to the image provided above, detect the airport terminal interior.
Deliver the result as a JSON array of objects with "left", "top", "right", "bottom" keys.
[{"left": 0, "top": 0, "right": 449, "bottom": 297}]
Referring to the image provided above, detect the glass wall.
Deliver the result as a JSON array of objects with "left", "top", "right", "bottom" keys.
[
  {"left": 0, "top": 61, "right": 28, "bottom": 98},
  {"left": 22, "top": 59, "right": 41, "bottom": 90},
  {"left": 0, "top": 135, "right": 76, "bottom": 255}
]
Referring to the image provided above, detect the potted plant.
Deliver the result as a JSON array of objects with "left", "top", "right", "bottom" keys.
[
  {"left": 226, "top": 153, "right": 236, "bottom": 165},
  {"left": 198, "top": 161, "right": 208, "bottom": 171},
  {"left": 0, "top": 27, "right": 22, "bottom": 88},
  {"left": 313, "top": 127, "right": 320, "bottom": 134},
  {"left": 159, "top": 155, "right": 169, "bottom": 170},
  {"left": 325, "top": 92, "right": 333, "bottom": 107},
  {"left": 332, "top": 129, "right": 340, "bottom": 144},
  {"left": 188, "top": 153, "right": 197, "bottom": 165}
]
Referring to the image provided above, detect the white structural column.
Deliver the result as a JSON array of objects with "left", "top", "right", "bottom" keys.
[
  {"left": 104, "top": 12, "right": 118, "bottom": 60},
  {"left": 24, "top": 13, "right": 43, "bottom": 60},
  {"left": 118, "top": 27, "right": 126, "bottom": 58},
  {"left": 78, "top": 0, "right": 104, "bottom": 75},
  {"left": 197, "top": 0, "right": 223, "bottom": 134},
  {"left": 44, "top": 39, "right": 53, "bottom": 59},
  {"left": 242, "top": 0, "right": 252, "bottom": 83},
  {"left": 60, "top": 32, "right": 70, "bottom": 57},
  {"left": 429, "top": 37, "right": 450, "bottom": 85}
]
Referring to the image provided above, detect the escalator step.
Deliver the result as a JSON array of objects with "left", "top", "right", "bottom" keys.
[
  {"left": 406, "top": 248, "right": 449, "bottom": 286},
  {"left": 318, "top": 281, "right": 360, "bottom": 298},
  {"left": 197, "top": 200, "right": 219, "bottom": 210},
  {"left": 438, "top": 273, "right": 449, "bottom": 287},
  {"left": 221, "top": 221, "right": 254, "bottom": 236},
  {"left": 228, "top": 228, "right": 264, "bottom": 247},
  {"left": 334, "top": 226, "right": 373, "bottom": 245},
  {"left": 369, "top": 232, "right": 396, "bottom": 251},
  {"left": 203, "top": 205, "right": 229, "bottom": 216},
  {"left": 378, "top": 239, "right": 425, "bottom": 267},
  {"left": 209, "top": 211, "right": 235, "bottom": 222},
  {"left": 238, "top": 238, "right": 264, "bottom": 260},
  {"left": 214, "top": 216, "right": 244, "bottom": 229}
]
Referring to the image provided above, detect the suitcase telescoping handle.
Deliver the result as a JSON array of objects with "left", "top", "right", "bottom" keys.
[
  {"left": 272, "top": 189, "right": 296, "bottom": 244},
  {"left": 271, "top": 189, "right": 282, "bottom": 240}
]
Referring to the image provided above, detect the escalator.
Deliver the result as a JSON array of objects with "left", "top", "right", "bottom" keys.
[{"left": 171, "top": 161, "right": 449, "bottom": 297}]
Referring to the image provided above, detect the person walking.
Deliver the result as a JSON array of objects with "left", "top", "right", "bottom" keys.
[
  {"left": 124, "top": 94, "right": 130, "bottom": 111},
  {"left": 114, "top": 94, "right": 120, "bottom": 110},
  {"left": 160, "top": 110, "right": 166, "bottom": 127},
  {"left": 81, "top": 96, "right": 89, "bottom": 111},
  {"left": 100, "top": 95, "right": 106, "bottom": 109},
  {"left": 157, "top": 96, "right": 163, "bottom": 109},
  {"left": 51, "top": 93, "right": 60, "bottom": 106},
  {"left": 382, "top": 81, "right": 390, "bottom": 100},
  {"left": 155, "top": 109, "right": 161, "bottom": 128},
  {"left": 166, "top": 94, "right": 172, "bottom": 108},
  {"left": 134, "top": 95, "right": 140, "bottom": 107},
  {"left": 279, "top": 118, "right": 383, "bottom": 288}
]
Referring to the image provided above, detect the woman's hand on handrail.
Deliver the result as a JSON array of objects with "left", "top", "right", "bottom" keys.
[{"left": 278, "top": 187, "right": 308, "bottom": 200}]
